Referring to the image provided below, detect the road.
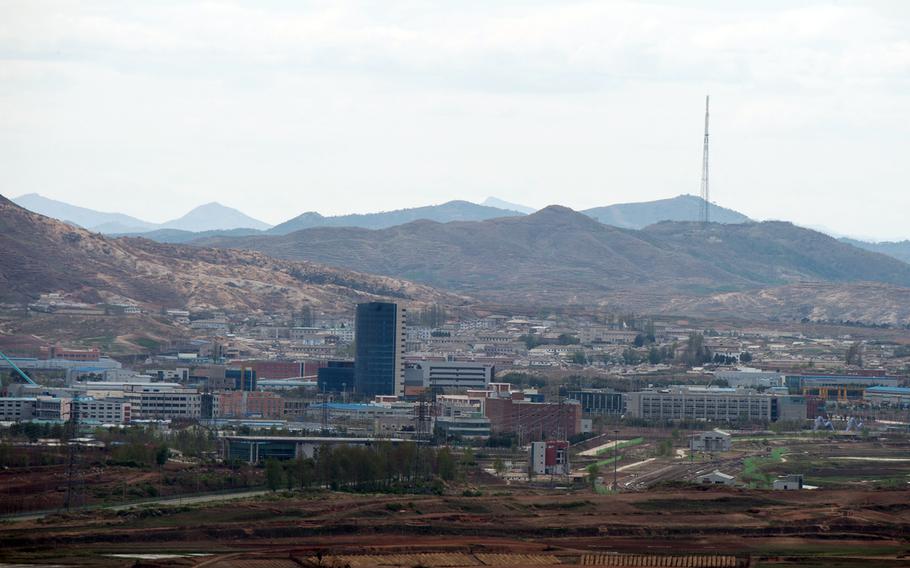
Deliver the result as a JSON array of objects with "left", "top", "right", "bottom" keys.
[{"left": 0, "top": 488, "right": 272, "bottom": 523}]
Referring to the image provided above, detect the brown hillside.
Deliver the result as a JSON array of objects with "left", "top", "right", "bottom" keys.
[{"left": 0, "top": 194, "right": 463, "bottom": 313}]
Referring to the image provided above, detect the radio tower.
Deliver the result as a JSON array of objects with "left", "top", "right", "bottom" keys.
[{"left": 699, "top": 95, "right": 710, "bottom": 225}]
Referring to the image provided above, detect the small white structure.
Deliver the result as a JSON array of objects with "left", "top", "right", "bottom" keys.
[
  {"left": 773, "top": 474, "right": 804, "bottom": 490},
  {"left": 696, "top": 470, "right": 736, "bottom": 486},
  {"left": 689, "top": 429, "right": 732, "bottom": 453}
]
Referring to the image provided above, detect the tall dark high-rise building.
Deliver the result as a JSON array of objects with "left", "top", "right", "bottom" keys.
[{"left": 354, "top": 301, "right": 406, "bottom": 397}]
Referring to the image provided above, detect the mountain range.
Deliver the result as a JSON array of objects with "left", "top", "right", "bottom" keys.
[
  {"left": 583, "top": 194, "right": 750, "bottom": 229},
  {"left": 14, "top": 193, "right": 753, "bottom": 240},
  {"left": 13, "top": 194, "right": 271, "bottom": 234},
  {"left": 193, "top": 205, "right": 910, "bottom": 323},
  {"left": 0, "top": 194, "right": 457, "bottom": 313},
  {"left": 266, "top": 200, "right": 525, "bottom": 235},
  {"left": 6, "top": 192, "right": 910, "bottom": 323},
  {"left": 840, "top": 238, "right": 910, "bottom": 265}
]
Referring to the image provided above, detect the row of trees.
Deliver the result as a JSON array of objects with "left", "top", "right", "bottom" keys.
[{"left": 265, "top": 442, "right": 461, "bottom": 492}]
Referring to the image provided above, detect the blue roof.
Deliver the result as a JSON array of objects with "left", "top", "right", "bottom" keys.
[
  {"left": 866, "top": 386, "right": 910, "bottom": 394},
  {"left": 798, "top": 375, "right": 894, "bottom": 384}
]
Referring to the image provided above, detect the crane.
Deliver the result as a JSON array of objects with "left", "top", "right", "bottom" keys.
[{"left": 0, "top": 350, "right": 38, "bottom": 386}]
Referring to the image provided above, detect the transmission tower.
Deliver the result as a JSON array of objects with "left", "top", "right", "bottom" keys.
[
  {"left": 415, "top": 392, "right": 431, "bottom": 442},
  {"left": 699, "top": 95, "right": 710, "bottom": 225}
]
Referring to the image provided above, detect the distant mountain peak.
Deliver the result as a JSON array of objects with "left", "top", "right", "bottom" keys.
[
  {"left": 161, "top": 202, "right": 271, "bottom": 232},
  {"left": 266, "top": 199, "right": 523, "bottom": 235},
  {"left": 482, "top": 196, "right": 535, "bottom": 214},
  {"left": 583, "top": 194, "right": 750, "bottom": 229}
]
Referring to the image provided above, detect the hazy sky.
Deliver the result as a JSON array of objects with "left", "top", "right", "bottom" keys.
[{"left": 2, "top": 1, "right": 909, "bottom": 239}]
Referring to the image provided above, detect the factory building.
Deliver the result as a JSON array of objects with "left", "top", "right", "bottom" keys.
[
  {"left": 404, "top": 360, "right": 494, "bottom": 391},
  {"left": 625, "top": 387, "right": 806, "bottom": 423},
  {"left": 689, "top": 430, "right": 732, "bottom": 452},
  {"left": 72, "top": 397, "right": 132, "bottom": 424},
  {"left": 484, "top": 396, "right": 582, "bottom": 439},
  {"left": 785, "top": 375, "right": 899, "bottom": 402},
  {"left": 221, "top": 435, "right": 414, "bottom": 463},
  {"left": 714, "top": 369, "right": 784, "bottom": 388},
  {"left": 566, "top": 389, "right": 624, "bottom": 415},
  {"left": 864, "top": 386, "right": 910, "bottom": 407},
  {"left": 0, "top": 397, "right": 72, "bottom": 422}
]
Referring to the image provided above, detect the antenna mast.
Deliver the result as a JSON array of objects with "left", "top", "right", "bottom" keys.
[{"left": 700, "top": 95, "right": 710, "bottom": 225}]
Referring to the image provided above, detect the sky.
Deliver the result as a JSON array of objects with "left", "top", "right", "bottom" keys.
[{"left": 1, "top": 1, "right": 909, "bottom": 240}]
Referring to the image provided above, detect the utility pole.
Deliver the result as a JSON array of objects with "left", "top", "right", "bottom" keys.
[
  {"left": 64, "top": 401, "right": 79, "bottom": 511},
  {"left": 613, "top": 428, "right": 620, "bottom": 492},
  {"left": 700, "top": 95, "right": 710, "bottom": 226}
]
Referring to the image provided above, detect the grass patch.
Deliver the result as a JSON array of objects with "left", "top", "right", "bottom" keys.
[
  {"left": 742, "top": 447, "right": 787, "bottom": 488},
  {"left": 134, "top": 337, "right": 160, "bottom": 351},
  {"left": 594, "top": 455, "right": 623, "bottom": 468}
]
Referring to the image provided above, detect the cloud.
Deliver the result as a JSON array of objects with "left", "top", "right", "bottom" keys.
[{"left": 0, "top": 1, "right": 908, "bottom": 238}]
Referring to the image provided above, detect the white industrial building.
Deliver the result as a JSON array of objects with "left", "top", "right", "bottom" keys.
[
  {"left": 696, "top": 470, "right": 736, "bottom": 486},
  {"left": 773, "top": 474, "right": 804, "bottom": 490},
  {"left": 405, "top": 360, "right": 494, "bottom": 391},
  {"left": 689, "top": 429, "right": 732, "bottom": 452}
]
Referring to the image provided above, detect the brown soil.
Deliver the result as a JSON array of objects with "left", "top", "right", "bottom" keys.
[{"left": 1, "top": 486, "right": 909, "bottom": 567}]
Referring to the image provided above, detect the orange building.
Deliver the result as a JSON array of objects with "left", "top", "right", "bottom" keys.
[{"left": 217, "top": 391, "right": 284, "bottom": 418}]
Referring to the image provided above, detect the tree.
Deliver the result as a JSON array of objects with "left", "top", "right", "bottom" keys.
[
  {"left": 436, "top": 447, "right": 456, "bottom": 481},
  {"left": 586, "top": 463, "right": 601, "bottom": 488},
  {"left": 740, "top": 351, "right": 753, "bottom": 363},
  {"left": 558, "top": 333, "right": 580, "bottom": 345},
  {"left": 680, "top": 333, "right": 711, "bottom": 366},
  {"left": 492, "top": 457, "right": 506, "bottom": 475},
  {"left": 647, "top": 347, "right": 661, "bottom": 365},
  {"left": 846, "top": 342, "right": 863, "bottom": 367},
  {"left": 155, "top": 445, "right": 169, "bottom": 466},
  {"left": 572, "top": 351, "right": 587, "bottom": 365},
  {"left": 292, "top": 457, "right": 316, "bottom": 488},
  {"left": 266, "top": 459, "right": 284, "bottom": 492}
]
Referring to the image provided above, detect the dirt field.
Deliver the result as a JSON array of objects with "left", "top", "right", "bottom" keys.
[
  {"left": 0, "top": 458, "right": 264, "bottom": 514},
  {"left": 1, "top": 484, "right": 909, "bottom": 567}
]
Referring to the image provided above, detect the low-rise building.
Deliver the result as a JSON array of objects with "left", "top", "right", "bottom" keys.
[
  {"left": 625, "top": 387, "right": 805, "bottom": 423},
  {"left": 217, "top": 391, "right": 284, "bottom": 419},
  {"left": 529, "top": 440, "right": 570, "bottom": 476},
  {"left": 0, "top": 397, "right": 37, "bottom": 421},
  {"left": 696, "top": 470, "right": 736, "bottom": 486},
  {"left": 864, "top": 386, "right": 910, "bottom": 407},
  {"left": 485, "top": 396, "right": 582, "bottom": 439},
  {"left": 773, "top": 474, "right": 804, "bottom": 490},
  {"left": 566, "top": 389, "right": 624, "bottom": 415},
  {"left": 35, "top": 396, "right": 71, "bottom": 421},
  {"left": 435, "top": 413, "right": 491, "bottom": 439},
  {"left": 124, "top": 386, "right": 201, "bottom": 419},
  {"left": 689, "top": 430, "right": 732, "bottom": 452},
  {"left": 73, "top": 397, "right": 132, "bottom": 424},
  {"left": 405, "top": 360, "right": 495, "bottom": 391}
]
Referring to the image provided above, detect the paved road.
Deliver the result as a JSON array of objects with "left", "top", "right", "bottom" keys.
[{"left": 0, "top": 488, "right": 272, "bottom": 523}]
